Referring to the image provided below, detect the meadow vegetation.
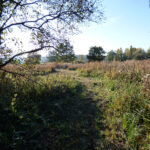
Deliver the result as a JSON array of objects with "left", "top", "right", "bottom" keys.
[
  {"left": 75, "top": 60, "right": 150, "bottom": 149},
  {"left": 0, "top": 60, "right": 150, "bottom": 149},
  {"left": 0, "top": 64, "right": 105, "bottom": 150},
  {"left": 0, "top": 72, "right": 99, "bottom": 149}
]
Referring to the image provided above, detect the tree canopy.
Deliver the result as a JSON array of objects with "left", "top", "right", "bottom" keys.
[
  {"left": 0, "top": 0, "right": 103, "bottom": 68},
  {"left": 51, "top": 40, "right": 75, "bottom": 62},
  {"left": 106, "top": 46, "right": 150, "bottom": 62},
  {"left": 106, "top": 50, "right": 116, "bottom": 61},
  {"left": 25, "top": 53, "right": 41, "bottom": 64},
  {"left": 87, "top": 46, "right": 105, "bottom": 61}
]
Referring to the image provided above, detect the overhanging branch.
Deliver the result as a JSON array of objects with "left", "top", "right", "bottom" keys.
[{"left": 0, "top": 45, "right": 55, "bottom": 68}]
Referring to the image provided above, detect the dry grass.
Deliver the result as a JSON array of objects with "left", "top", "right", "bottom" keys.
[
  {"left": 69, "top": 60, "right": 150, "bottom": 74},
  {"left": 1, "top": 62, "right": 57, "bottom": 75},
  {"left": 63, "top": 60, "right": 150, "bottom": 149},
  {"left": 64, "top": 60, "right": 150, "bottom": 83},
  {"left": 1, "top": 60, "right": 150, "bottom": 78},
  {"left": 1, "top": 60, "right": 150, "bottom": 149}
]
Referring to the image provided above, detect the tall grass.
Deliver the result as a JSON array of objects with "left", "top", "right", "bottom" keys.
[
  {"left": 0, "top": 72, "right": 86, "bottom": 149},
  {"left": 75, "top": 60, "right": 150, "bottom": 149},
  {"left": 1, "top": 60, "right": 150, "bottom": 149},
  {"left": 2, "top": 63, "right": 57, "bottom": 76}
]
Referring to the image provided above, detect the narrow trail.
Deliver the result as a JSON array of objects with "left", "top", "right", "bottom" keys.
[
  {"left": 55, "top": 69, "right": 103, "bottom": 103},
  {"left": 55, "top": 69, "right": 102, "bottom": 92},
  {"left": 52, "top": 69, "right": 120, "bottom": 150}
]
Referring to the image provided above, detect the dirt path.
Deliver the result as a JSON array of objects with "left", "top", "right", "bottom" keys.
[{"left": 56, "top": 69, "right": 102, "bottom": 91}]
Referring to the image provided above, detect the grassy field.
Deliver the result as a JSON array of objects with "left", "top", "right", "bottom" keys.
[{"left": 0, "top": 60, "right": 150, "bottom": 149}]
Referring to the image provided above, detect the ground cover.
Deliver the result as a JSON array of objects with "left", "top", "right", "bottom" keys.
[{"left": 1, "top": 60, "right": 150, "bottom": 149}]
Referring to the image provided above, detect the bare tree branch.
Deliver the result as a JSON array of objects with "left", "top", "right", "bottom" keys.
[
  {"left": 0, "top": 45, "right": 56, "bottom": 68},
  {"left": 0, "top": 68, "right": 26, "bottom": 77},
  {"left": 0, "top": 0, "right": 103, "bottom": 67},
  {"left": 1, "top": 2, "right": 20, "bottom": 29},
  {"left": 19, "top": 0, "right": 40, "bottom": 7},
  {"left": 0, "top": 68, "right": 48, "bottom": 88}
]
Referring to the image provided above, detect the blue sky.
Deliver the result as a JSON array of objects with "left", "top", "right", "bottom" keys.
[{"left": 71, "top": 0, "right": 150, "bottom": 54}]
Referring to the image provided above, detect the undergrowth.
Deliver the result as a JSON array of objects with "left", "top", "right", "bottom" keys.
[
  {"left": 77, "top": 61, "right": 150, "bottom": 149},
  {"left": 1, "top": 60, "right": 150, "bottom": 150},
  {"left": 0, "top": 73, "right": 100, "bottom": 150}
]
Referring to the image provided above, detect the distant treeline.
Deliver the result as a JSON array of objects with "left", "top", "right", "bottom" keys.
[
  {"left": 45, "top": 55, "right": 88, "bottom": 63},
  {"left": 45, "top": 46, "right": 150, "bottom": 63},
  {"left": 106, "top": 46, "right": 150, "bottom": 61},
  {"left": 3, "top": 45, "right": 150, "bottom": 65}
]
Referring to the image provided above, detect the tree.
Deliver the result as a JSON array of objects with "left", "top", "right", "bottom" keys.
[
  {"left": 130, "top": 46, "right": 137, "bottom": 59},
  {"left": 126, "top": 46, "right": 137, "bottom": 60},
  {"left": 124, "top": 48, "right": 131, "bottom": 60},
  {"left": 124, "top": 46, "right": 137, "bottom": 60},
  {"left": 0, "top": 58, "right": 2, "bottom": 64},
  {"left": 78, "top": 55, "right": 84, "bottom": 62},
  {"left": 133, "top": 48, "right": 146, "bottom": 60},
  {"left": 25, "top": 53, "right": 41, "bottom": 64},
  {"left": 146, "top": 48, "right": 150, "bottom": 59},
  {"left": 115, "top": 48, "right": 125, "bottom": 61},
  {"left": 46, "top": 55, "right": 56, "bottom": 62},
  {"left": 52, "top": 40, "right": 75, "bottom": 62},
  {"left": 87, "top": 46, "right": 105, "bottom": 61},
  {"left": 0, "top": 0, "right": 103, "bottom": 69},
  {"left": 106, "top": 50, "right": 116, "bottom": 61}
]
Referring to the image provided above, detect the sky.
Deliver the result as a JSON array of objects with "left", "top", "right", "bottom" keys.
[
  {"left": 70, "top": 0, "right": 150, "bottom": 55},
  {"left": 7, "top": 0, "right": 150, "bottom": 57}
]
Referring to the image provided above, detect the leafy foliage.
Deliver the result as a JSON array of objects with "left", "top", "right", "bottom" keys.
[
  {"left": 106, "top": 46, "right": 150, "bottom": 61},
  {"left": 51, "top": 40, "right": 76, "bottom": 62},
  {"left": 0, "top": 0, "right": 103, "bottom": 68},
  {"left": 25, "top": 53, "right": 41, "bottom": 64},
  {"left": 87, "top": 46, "right": 105, "bottom": 61},
  {"left": 106, "top": 50, "right": 116, "bottom": 61}
]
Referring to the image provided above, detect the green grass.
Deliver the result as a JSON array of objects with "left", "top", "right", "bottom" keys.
[
  {"left": 77, "top": 65, "right": 150, "bottom": 150},
  {"left": 0, "top": 73, "right": 104, "bottom": 150}
]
